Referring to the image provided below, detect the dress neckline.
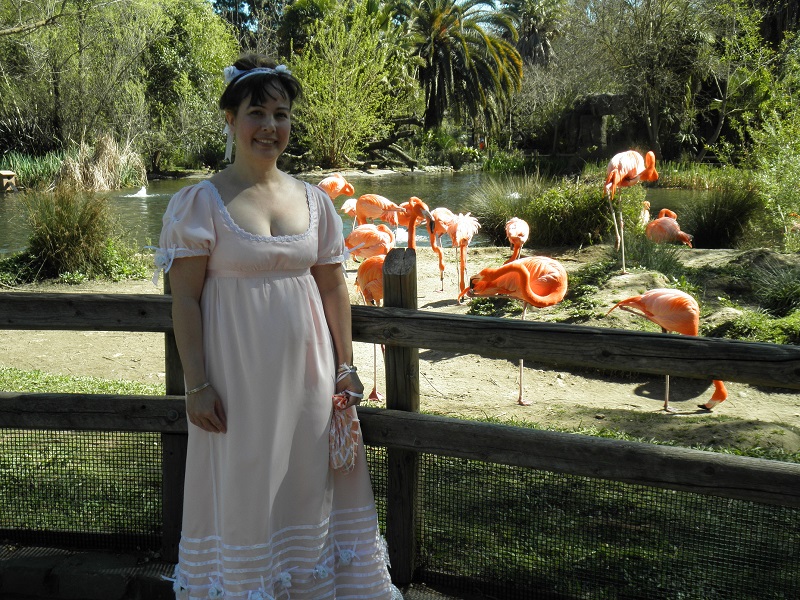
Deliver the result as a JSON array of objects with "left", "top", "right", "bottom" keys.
[{"left": 200, "top": 179, "right": 316, "bottom": 243}]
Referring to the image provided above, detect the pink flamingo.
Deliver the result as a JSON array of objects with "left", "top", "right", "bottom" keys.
[
  {"left": 606, "top": 288, "right": 727, "bottom": 411},
  {"left": 453, "top": 213, "right": 481, "bottom": 294},
  {"left": 317, "top": 173, "right": 354, "bottom": 200},
  {"left": 345, "top": 224, "right": 395, "bottom": 261},
  {"left": 604, "top": 150, "right": 659, "bottom": 272},
  {"left": 459, "top": 256, "right": 568, "bottom": 405},
  {"left": 504, "top": 217, "right": 530, "bottom": 264},
  {"left": 646, "top": 217, "right": 693, "bottom": 247},
  {"left": 355, "top": 194, "right": 404, "bottom": 227},
  {"left": 355, "top": 255, "right": 386, "bottom": 401}
]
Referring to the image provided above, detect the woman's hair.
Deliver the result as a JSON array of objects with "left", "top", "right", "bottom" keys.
[{"left": 218, "top": 54, "right": 302, "bottom": 112}]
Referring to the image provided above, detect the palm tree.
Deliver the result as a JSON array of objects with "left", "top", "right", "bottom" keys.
[
  {"left": 397, "top": 0, "right": 523, "bottom": 130},
  {"left": 501, "top": 0, "right": 564, "bottom": 66}
]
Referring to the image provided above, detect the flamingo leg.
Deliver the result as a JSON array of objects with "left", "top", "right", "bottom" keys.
[
  {"left": 607, "top": 195, "right": 621, "bottom": 251},
  {"left": 619, "top": 209, "right": 628, "bottom": 274},
  {"left": 368, "top": 342, "right": 383, "bottom": 402},
  {"left": 518, "top": 304, "right": 531, "bottom": 406},
  {"left": 660, "top": 327, "right": 676, "bottom": 412}
]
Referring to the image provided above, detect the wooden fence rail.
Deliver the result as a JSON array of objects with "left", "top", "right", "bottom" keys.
[{"left": 1, "top": 247, "right": 799, "bottom": 586}]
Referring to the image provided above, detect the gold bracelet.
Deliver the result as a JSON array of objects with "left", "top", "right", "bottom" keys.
[{"left": 186, "top": 382, "right": 211, "bottom": 395}]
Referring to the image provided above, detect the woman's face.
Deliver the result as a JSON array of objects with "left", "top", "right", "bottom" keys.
[{"left": 227, "top": 83, "right": 291, "bottom": 163}]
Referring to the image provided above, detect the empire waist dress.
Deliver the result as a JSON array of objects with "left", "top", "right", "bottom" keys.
[{"left": 155, "top": 180, "right": 401, "bottom": 599}]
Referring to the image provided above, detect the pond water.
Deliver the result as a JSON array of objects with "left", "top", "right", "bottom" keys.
[
  {"left": 0, "top": 170, "right": 491, "bottom": 256},
  {"left": 0, "top": 171, "right": 705, "bottom": 256}
]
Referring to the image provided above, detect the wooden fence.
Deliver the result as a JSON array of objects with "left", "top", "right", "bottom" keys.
[{"left": 1, "top": 248, "right": 800, "bottom": 586}]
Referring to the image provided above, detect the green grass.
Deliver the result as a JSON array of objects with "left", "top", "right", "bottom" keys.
[{"left": 0, "top": 367, "right": 164, "bottom": 533}]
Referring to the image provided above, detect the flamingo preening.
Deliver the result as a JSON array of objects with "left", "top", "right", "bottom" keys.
[
  {"left": 604, "top": 150, "right": 659, "bottom": 273},
  {"left": 317, "top": 173, "right": 355, "bottom": 200},
  {"left": 458, "top": 256, "right": 568, "bottom": 405},
  {"left": 645, "top": 216, "right": 693, "bottom": 247},
  {"left": 606, "top": 288, "right": 727, "bottom": 411},
  {"left": 355, "top": 254, "right": 386, "bottom": 402},
  {"left": 504, "top": 217, "right": 530, "bottom": 264},
  {"left": 345, "top": 224, "right": 395, "bottom": 261}
]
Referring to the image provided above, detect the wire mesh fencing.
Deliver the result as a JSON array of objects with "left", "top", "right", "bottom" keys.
[{"left": 0, "top": 430, "right": 797, "bottom": 599}]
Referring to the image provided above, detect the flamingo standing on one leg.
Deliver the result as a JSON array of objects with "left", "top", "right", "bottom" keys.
[
  {"left": 458, "top": 256, "right": 568, "bottom": 405},
  {"left": 355, "top": 194, "right": 404, "bottom": 227},
  {"left": 355, "top": 255, "right": 386, "bottom": 401},
  {"left": 646, "top": 216, "right": 693, "bottom": 247},
  {"left": 345, "top": 224, "right": 395, "bottom": 261},
  {"left": 604, "top": 150, "right": 659, "bottom": 273},
  {"left": 453, "top": 213, "right": 481, "bottom": 294},
  {"left": 606, "top": 288, "right": 727, "bottom": 411},
  {"left": 318, "top": 173, "right": 355, "bottom": 200},
  {"left": 504, "top": 217, "right": 530, "bottom": 264}
]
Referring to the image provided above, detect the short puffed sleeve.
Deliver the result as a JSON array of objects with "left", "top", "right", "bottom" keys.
[
  {"left": 313, "top": 184, "right": 346, "bottom": 265},
  {"left": 152, "top": 183, "right": 216, "bottom": 284}
]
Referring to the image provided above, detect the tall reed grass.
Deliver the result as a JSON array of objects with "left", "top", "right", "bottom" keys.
[
  {"left": 57, "top": 134, "right": 146, "bottom": 191},
  {"left": 0, "top": 151, "right": 65, "bottom": 190},
  {"left": 680, "top": 182, "right": 764, "bottom": 249}
]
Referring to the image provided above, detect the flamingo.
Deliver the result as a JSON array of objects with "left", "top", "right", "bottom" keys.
[
  {"left": 458, "top": 256, "right": 568, "bottom": 405},
  {"left": 340, "top": 198, "right": 357, "bottom": 220},
  {"left": 355, "top": 194, "right": 404, "bottom": 227},
  {"left": 606, "top": 288, "right": 727, "bottom": 411},
  {"left": 453, "top": 213, "right": 481, "bottom": 293},
  {"left": 657, "top": 208, "right": 678, "bottom": 220},
  {"left": 318, "top": 173, "right": 354, "bottom": 200},
  {"left": 639, "top": 201, "right": 651, "bottom": 228},
  {"left": 345, "top": 224, "right": 395, "bottom": 261},
  {"left": 355, "top": 255, "right": 386, "bottom": 401},
  {"left": 604, "top": 150, "right": 659, "bottom": 273},
  {"left": 430, "top": 207, "right": 458, "bottom": 290},
  {"left": 504, "top": 217, "right": 530, "bottom": 264},
  {"left": 645, "top": 216, "right": 693, "bottom": 247},
  {"left": 398, "top": 197, "right": 446, "bottom": 294}
]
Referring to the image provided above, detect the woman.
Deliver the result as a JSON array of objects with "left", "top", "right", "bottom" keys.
[{"left": 155, "top": 53, "right": 401, "bottom": 599}]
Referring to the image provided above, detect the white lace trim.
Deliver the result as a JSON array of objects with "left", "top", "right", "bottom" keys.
[{"left": 202, "top": 180, "right": 317, "bottom": 244}]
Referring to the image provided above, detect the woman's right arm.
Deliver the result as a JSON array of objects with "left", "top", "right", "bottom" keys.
[{"left": 169, "top": 256, "right": 227, "bottom": 433}]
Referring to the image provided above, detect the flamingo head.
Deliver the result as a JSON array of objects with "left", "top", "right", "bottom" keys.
[{"left": 643, "top": 151, "right": 659, "bottom": 182}]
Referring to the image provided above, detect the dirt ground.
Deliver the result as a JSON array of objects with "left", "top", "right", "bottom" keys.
[{"left": 1, "top": 243, "right": 799, "bottom": 453}]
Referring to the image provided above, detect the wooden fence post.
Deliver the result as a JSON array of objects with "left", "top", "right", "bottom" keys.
[
  {"left": 161, "top": 272, "right": 186, "bottom": 563},
  {"left": 381, "top": 248, "right": 419, "bottom": 585}
]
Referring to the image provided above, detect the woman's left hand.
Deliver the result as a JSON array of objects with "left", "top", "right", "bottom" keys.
[{"left": 336, "top": 371, "right": 365, "bottom": 409}]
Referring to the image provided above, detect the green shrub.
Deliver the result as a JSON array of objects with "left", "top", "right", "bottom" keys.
[
  {"left": 482, "top": 149, "right": 532, "bottom": 174},
  {"left": 716, "top": 308, "right": 800, "bottom": 345}
]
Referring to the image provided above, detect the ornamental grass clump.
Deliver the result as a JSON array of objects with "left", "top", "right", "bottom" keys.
[
  {"left": 23, "top": 188, "right": 113, "bottom": 279},
  {"left": 751, "top": 260, "right": 800, "bottom": 317},
  {"left": 680, "top": 181, "right": 764, "bottom": 249}
]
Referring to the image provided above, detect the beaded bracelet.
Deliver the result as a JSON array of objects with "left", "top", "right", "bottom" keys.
[{"left": 186, "top": 381, "right": 211, "bottom": 395}]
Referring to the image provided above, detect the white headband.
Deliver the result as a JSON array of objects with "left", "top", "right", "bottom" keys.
[
  {"left": 222, "top": 64, "right": 292, "bottom": 161},
  {"left": 223, "top": 64, "right": 291, "bottom": 86}
]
